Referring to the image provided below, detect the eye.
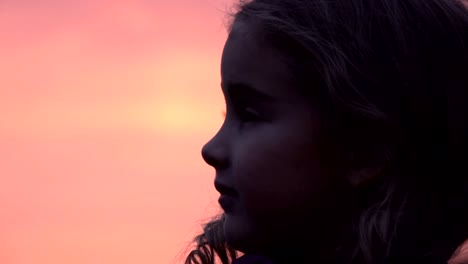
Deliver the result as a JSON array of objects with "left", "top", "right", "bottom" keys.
[
  {"left": 222, "top": 103, "right": 264, "bottom": 129},
  {"left": 237, "top": 107, "right": 262, "bottom": 124}
]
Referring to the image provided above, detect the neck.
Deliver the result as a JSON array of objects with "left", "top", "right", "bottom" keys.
[
  {"left": 264, "top": 218, "right": 355, "bottom": 264},
  {"left": 263, "top": 187, "right": 359, "bottom": 264}
]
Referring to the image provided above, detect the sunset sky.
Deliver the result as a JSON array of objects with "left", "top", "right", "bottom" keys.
[{"left": 0, "top": 1, "right": 232, "bottom": 263}]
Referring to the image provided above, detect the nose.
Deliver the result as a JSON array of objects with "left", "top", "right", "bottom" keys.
[{"left": 201, "top": 131, "right": 229, "bottom": 169}]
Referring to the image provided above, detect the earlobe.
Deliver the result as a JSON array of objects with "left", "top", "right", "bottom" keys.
[
  {"left": 346, "top": 167, "right": 383, "bottom": 188},
  {"left": 345, "top": 145, "right": 391, "bottom": 188}
]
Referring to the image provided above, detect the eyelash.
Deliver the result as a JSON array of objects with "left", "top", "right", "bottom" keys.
[
  {"left": 237, "top": 107, "right": 261, "bottom": 123},
  {"left": 221, "top": 107, "right": 262, "bottom": 124}
]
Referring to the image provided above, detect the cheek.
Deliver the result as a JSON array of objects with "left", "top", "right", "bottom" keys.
[{"left": 233, "top": 126, "right": 327, "bottom": 217}]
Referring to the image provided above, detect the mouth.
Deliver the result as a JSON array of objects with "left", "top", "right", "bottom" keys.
[
  {"left": 214, "top": 182, "right": 238, "bottom": 197},
  {"left": 214, "top": 181, "right": 238, "bottom": 212}
]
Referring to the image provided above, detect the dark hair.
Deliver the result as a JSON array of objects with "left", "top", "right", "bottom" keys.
[
  {"left": 184, "top": 214, "right": 237, "bottom": 264},
  {"left": 185, "top": 0, "right": 468, "bottom": 263}
]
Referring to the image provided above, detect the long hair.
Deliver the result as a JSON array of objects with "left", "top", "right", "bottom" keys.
[
  {"left": 185, "top": 0, "right": 468, "bottom": 263},
  {"left": 184, "top": 214, "right": 237, "bottom": 264}
]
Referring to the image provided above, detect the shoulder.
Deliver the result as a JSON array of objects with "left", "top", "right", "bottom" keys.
[{"left": 448, "top": 241, "right": 468, "bottom": 264}]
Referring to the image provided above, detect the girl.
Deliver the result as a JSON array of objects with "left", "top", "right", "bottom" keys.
[{"left": 185, "top": 0, "right": 468, "bottom": 263}]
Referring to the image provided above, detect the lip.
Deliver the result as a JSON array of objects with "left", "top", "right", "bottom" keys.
[
  {"left": 214, "top": 180, "right": 238, "bottom": 212},
  {"left": 214, "top": 181, "right": 238, "bottom": 197}
]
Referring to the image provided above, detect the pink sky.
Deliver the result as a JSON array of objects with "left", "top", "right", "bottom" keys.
[
  {"left": 0, "top": 1, "right": 232, "bottom": 263},
  {"left": 1, "top": 1, "right": 466, "bottom": 264}
]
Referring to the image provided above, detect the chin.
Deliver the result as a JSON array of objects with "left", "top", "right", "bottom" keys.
[
  {"left": 223, "top": 214, "right": 250, "bottom": 251},
  {"left": 223, "top": 214, "right": 267, "bottom": 254}
]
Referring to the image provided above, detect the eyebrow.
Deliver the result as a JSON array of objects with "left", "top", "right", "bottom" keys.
[{"left": 221, "top": 82, "right": 275, "bottom": 102}]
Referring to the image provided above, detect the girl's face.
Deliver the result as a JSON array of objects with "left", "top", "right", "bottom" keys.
[{"left": 202, "top": 21, "right": 346, "bottom": 255}]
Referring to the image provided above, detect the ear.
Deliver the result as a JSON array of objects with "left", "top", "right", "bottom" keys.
[
  {"left": 344, "top": 143, "right": 391, "bottom": 188},
  {"left": 346, "top": 167, "right": 383, "bottom": 188}
]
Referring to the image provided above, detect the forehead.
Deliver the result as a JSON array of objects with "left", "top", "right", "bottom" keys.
[{"left": 221, "top": 21, "right": 295, "bottom": 97}]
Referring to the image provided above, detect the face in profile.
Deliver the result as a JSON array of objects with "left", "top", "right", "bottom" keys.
[{"left": 201, "top": 20, "right": 348, "bottom": 255}]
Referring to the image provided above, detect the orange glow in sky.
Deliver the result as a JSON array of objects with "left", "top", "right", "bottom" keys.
[
  {"left": 0, "top": 1, "right": 232, "bottom": 263},
  {"left": 2, "top": 1, "right": 467, "bottom": 264}
]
